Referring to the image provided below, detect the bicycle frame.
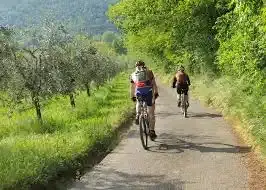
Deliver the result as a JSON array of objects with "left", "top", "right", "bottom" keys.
[{"left": 139, "top": 98, "right": 148, "bottom": 119}]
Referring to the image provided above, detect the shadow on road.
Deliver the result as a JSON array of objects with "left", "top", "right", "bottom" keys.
[
  {"left": 127, "top": 129, "right": 139, "bottom": 138},
  {"left": 189, "top": 112, "right": 222, "bottom": 118},
  {"left": 155, "top": 111, "right": 222, "bottom": 119},
  {"left": 147, "top": 133, "right": 251, "bottom": 154},
  {"left": 68, "top": 168, "right": 187, "bottom": 190},
  {"left": 156, "top": 111, "right": 180, "bottom": 117}
]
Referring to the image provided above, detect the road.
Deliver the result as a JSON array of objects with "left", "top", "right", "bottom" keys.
[{"left": 68, "top": 83, "right": 251, "bottom": 190}]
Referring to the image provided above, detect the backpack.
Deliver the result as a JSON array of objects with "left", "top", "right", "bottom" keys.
[
  {"left": 134, "top": 67, "right": 151, "bottom": 87},
  {"left": 176, "top": 71, "right": 187, "bottom": 84}
]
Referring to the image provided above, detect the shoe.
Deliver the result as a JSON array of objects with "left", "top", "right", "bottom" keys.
[
  {"left": 135, "top": 115, "right": 139, "bottom": 125},
  {"left": 177, "top": 101, "right": 181, "bottom": 107},
  {"left": 149, "top": 130, "right": 157, "bottom": 140}
]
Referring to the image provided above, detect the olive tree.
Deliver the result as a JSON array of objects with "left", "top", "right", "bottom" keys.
[
  {"left": 9, "top": 47, "right": 55, "bottom": 122},
  {"left": 72, "top": 35, "right": 98, "bottom": 96}
]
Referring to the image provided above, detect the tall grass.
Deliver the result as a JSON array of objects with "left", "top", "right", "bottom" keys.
[{"left": 0, "top": 72, "right": 133, "bottom": 189}]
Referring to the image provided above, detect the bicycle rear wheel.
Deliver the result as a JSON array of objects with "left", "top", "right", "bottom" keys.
[
  {"left": 183, "top": 104, "right": 188, "bottom": 118},
  {"left": 181, "top": 94, "right": 188, "bottom": 118},
  {"left": 139, "top": 116, "right": 148, "bottom": 150}
]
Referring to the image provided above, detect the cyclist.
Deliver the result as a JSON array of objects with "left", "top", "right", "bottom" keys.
[
  {"left": 172, "top": 65, "right": 191, "bottom": 107},
  {"left": 130, "top": 60, "right": 159, "bottom": 139}
]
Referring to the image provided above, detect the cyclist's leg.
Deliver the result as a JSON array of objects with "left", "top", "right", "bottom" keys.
[
  {"left": 148, "top": 104, "right": 155, "bottom": 130},
  {"left": 176, "top": 84, "right": 182, "bottom": 107},
  {"left": 146, "top": 91, "right": 157, "bottom": 138},
  {"left": 135, "top": 99, "right": 141, "bottom": 125}
]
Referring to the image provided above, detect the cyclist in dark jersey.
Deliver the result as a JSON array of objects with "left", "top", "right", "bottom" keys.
[{"left": 172, "top": 65, "right": 191, "bottom": 107}]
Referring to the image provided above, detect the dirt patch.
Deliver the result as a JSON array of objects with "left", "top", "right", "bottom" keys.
[
  {"left": 226, "top": 118, "right": 266, "bottom": 190},
  {"left": 246, "top": 153, "right": 266, "bottom": 190}
]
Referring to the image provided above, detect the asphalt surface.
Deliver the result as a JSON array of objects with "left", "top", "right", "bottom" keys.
[{"left": 68, "top": 83, "right": 251, "bottom": 190}]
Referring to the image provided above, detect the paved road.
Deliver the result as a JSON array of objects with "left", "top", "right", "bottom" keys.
[{"left": 68, "top": 83, "right": 251, "bottom": 190}]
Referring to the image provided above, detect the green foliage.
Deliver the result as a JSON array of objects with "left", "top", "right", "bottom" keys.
[
  {"left": 0, "top": 27, "right": 15, "bottom": 90},
  {"left": 112, "top": 37, "right": 127, "bottom": 54},
  {"left": 0, "top": 73, "right": 133, "bottom": 189},
  {"left": 101, "top": 31, "right": 118, "bottom": 43},
  {"left": 108, "top": 0, "right": 232, "bottom": 74},
  {"left": 98, "top": 31, "right": 127, "bottom": 54},
  {"left": 215, "top": 0, "right": 266, "bottom": 91}
]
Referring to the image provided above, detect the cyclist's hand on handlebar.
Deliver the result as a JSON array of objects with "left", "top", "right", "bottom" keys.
[
  {"left": 154, "top": 93, "right": 159, "bottom": 99},
  {"left": 172, "top": 81, "right": 176, "bottom": 88},
  {"left": 131, "top": 97, "right": 137, "bottom": 102}
]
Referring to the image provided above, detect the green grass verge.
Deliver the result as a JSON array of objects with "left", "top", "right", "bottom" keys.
[
  {"left": 153, "top": 66, "right": 266, "bottom": 158},
  {"left": 0, "top": 72, "right": 134, "bottom": 189}
]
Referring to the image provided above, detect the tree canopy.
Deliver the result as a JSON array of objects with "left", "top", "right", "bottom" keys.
[{"left": 108, "top": 0, "right": 265, "bottom": 84}]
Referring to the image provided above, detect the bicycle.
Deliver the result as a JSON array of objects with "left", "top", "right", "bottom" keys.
[
  {"left": 180, "top": 89, "right": 188, "bottom": 118},
  {"left": 137, "top": 95, "right": 150, "bottom": 150}
]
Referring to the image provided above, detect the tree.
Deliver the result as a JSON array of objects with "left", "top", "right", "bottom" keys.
[
  {"left": 112, "top": 37, "right": 127, "bottom": 54},
  {"left": 44, "top": 25, "right": 78, "bottom": 107},
  {"left": 101, "top": 31, "right": 117, "bottom": 43},
  {"left": 0, "top": 26, "right": 14, "bottom": 90},
  {"left": 10, "top": 47, "right": 54, "bottom": 122},
  {"left": 0, "top": 21, "right": 124, "bottom": 122},
  {"left": 108, "top": 0, "right": 231, "bottom": 74},
  {"left": 71, "top": 35, "right": 98, "bottom": 96}
]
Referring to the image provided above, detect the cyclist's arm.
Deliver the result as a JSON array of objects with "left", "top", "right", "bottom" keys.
[
  {"left": 152, "top": 78, "right": 158, "bottom": 95},
  {"left": 149, "top": 70, "right": 158, "bottom": 94},
  {"left": 186, "top": 74, "right": 191, "bottom": 86},
  {"left": 172, "top": 74, "right": 177, "bottom": 88}
]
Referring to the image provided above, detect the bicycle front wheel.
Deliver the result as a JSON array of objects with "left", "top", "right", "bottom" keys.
[{"left": 139, "top": 115, "right": 148, "bottom": 150}]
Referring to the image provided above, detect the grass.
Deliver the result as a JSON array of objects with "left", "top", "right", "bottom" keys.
[
  {"left": 153, "top": 66, "right": 266, "bottom": 159},
  {"left": 0, "top": 72, "right": 134, "bottom": 189}
]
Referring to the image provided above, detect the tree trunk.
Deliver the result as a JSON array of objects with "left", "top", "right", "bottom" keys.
[
  {"left": 69, "top": 93, "right": 75, "bottom": 108},
  {"left": 32, "top": 93, "right": 42, "bottom": 123},
  {"left": 85, "top": 83, "right": 90, "bottom": 96}
]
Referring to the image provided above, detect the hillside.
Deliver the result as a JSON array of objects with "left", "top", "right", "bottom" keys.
[{"left": 0, "top": 0, "right": 118, "bottom": 34}]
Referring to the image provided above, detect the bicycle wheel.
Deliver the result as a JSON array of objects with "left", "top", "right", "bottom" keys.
[
  {"left": 139, "top": 115, "right": 148, "bottom": 150},
  {"left": 183, "top": 103, "right": 188, "bottom": 118},
  {"left": 181, "top": 94, "right": 188, "bottom": 118}
]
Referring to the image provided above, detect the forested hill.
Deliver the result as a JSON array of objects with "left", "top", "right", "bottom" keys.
[{"left": 0, "top": 0, "right": 118, "bottom": 34}]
